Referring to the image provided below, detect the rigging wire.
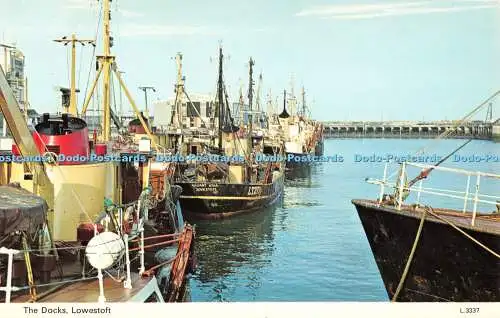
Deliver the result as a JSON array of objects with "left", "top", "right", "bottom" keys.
[
  {"left": 385, "top": 89, "right": 500, "bottom": 184},
  {"left": 77, "top": 43, "right": 84, "bottom": 91},
  {"left": 66, "top": 46, "right": 70, "bottom": 90},
  {"left": 82, "top": 3, "right": 102, "bottom": 115}
]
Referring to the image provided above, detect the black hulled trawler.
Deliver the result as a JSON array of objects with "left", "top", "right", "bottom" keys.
[
  {"left": 173, "top": 47, "right": 285, "bottom": 219},
  {"left": 352, "top": 101, "right": 499, "bottom": 302}
]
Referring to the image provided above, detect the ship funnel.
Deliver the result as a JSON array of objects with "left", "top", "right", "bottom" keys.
[{"left": 279, "top": 89, "right": 290, "bottom": 119}]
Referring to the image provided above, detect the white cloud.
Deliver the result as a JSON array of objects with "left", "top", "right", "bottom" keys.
[
  {"left": 120, "top": 9, "right": 144, "bottom": 18},
  {"left": 296, "top": 0, "right": 500, "bottom": 20},
  {"left": 119, "top": 24, "right": 223, "bottom": 37},
  {"left": 63, "top": 0, "right": 97, "bottom": 10},
  {"left": 296, "top": 1, "right": 430, "bottom": 16}
]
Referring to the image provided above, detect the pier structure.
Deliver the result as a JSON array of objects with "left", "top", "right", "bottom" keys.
[
  {"left": 322, "top": 120, "right": 495, "bottom": 140},
  {"left": 493, "top": 119, "right": 500, "bottom": 140}
]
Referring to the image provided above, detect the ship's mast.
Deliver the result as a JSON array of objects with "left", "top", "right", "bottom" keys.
[
  {"left": 301, "top": 86, "right": 306, "bottom": 118},
  {"left": 217, "top": 45, "right": 224, "bottom": 153},
  {"left": 283, "top": 89, "right": 286, "bottom": 113},
  {"left": 101, "top": 0, "right": 113, "bottom": 141},
  {"left": 247, "top": 57, "right": 254, "bottom": 134},
  {"left": 238, "top": 79, "right": 244, "bottom": 126},
  {"left": 80, "top": 0, "right": 158, "bottom": 150},
  {"left": 54, "top": 34, "right": 95, "bottom": 116},
  {"left": 172, "top": 53, "right": 184, "bottom": 128},
  {"left": 289, "top": 74, "right": 295, "bottom": 117},
  {"left": 278, "top": 88, "right": 290, "bottom": 119},
  {"left": 267, "top": 89, "right": 273, "bottom": 118},
  {"left": 256, "top": 72, "right": 262, "bottom": 112},
  {"left": 256, "top": 72, "right": 263, "bottom": 127}
]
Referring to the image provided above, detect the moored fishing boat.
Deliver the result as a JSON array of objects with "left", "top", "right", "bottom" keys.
[
  {"left": 0, "top": 66, "right": 195, "bottom": 304},
  {"left": 352, "top": 101, "right": 500, "bottom": 301},
  {"left": 352, "top": 163, "right": 499, "bottom": 302},
  {"left": 0, "top": 0, "right": 195, "bottom": 303},
  {"left": 277, "top": 86, "right": 323, "bottom": 174},
  {"left": 173, "top": 48, "right": 285, "bottom": 219}
]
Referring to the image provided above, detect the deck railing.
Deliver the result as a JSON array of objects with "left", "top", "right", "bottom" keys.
[
  {"left": 0, "top": 200, "right": 155, "bottom": 303},
  {"left": 0, "top": 247, "right": 20, "bottom": 303},
  {"left": 367, "top": 162, "right": 500, "bottom": 227}
]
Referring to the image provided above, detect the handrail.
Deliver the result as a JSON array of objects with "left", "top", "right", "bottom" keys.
[
  {"left": 406, "top": 162, "right": 500, "bottom": 179},
  {"left": 0, "top": 247, "right": 20, "bottom": 303},
  {"left": 0, "top": 225, "right": 180, "bottom": 302},
  {"left": 367, "top": 162, "right": 500, "bottom": 227},
  {"left": 368, "top": 179, "right": 500, "bottom": 207}
]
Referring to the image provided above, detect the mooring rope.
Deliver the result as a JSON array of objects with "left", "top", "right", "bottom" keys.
[
  {"left": 391, "top": 204, "right": 500, "bottom": 302},
  {"left": 141, "top": 252, "right": 180, "bottom": 277},
  {"left": 426, "top": 207, "right": 500, "bottom": 259},
  {"left": 391, "top": 207, "right": 427, "bottom": 302},
  {"left": 384, "top": 89, "right": 500, "bottom": 183}
]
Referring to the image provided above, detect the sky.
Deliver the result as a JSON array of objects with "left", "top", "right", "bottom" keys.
[{"left": 0, "top": 0, "right": 499, "bottom": 121}]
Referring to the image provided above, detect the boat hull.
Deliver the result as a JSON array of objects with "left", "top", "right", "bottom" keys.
[
  {"left": 314, "top": 138, "right": 324, "bottom": 156},
  {"left": 352, "top": 199, "right": 500, "bottom": 302},
  {"left": 176, "top": 175, "right": 284, "bottom": 219},
  {"left": 285, "top": 152, "right": 315, "bottom": 172}
]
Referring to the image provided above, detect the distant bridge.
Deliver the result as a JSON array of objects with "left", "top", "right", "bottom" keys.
[{"left": 321, "top": 120, "right": 498, "bottom": 140}]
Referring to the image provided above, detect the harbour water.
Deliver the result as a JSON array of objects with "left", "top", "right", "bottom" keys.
[{"left": 187, "top": 138, "right": 499, "bottom": 301}]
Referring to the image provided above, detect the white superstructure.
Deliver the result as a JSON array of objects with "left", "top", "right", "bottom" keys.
[{"left": 153, "top": 93, "right": 214, "bottom": 130}]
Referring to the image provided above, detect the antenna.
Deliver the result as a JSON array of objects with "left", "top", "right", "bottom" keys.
[{"left": 54, "top": 34, "right": 95, "bottom": 116}]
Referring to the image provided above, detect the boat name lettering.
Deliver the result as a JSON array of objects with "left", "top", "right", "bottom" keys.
[
  {"left": 192, "top": 184, "right": 218, "bottom": 193},
  {"left": 248, "top": 186, "right": 262, "bottom": 196}
]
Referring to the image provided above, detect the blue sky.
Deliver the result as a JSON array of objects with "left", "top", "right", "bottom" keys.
[{"left": 1, "top": 0, "right": 499, "bottom": 121}]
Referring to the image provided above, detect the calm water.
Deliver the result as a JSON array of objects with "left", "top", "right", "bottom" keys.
[{"left": 187, "top": 139, "right": 499, "bottom": 301}]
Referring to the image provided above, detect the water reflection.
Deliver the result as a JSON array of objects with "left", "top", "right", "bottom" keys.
[
  {"left": 285, "top": 165, "right": 312, "bottom": 181},
  {"left": 284, "top": 164, "right": 327, "bottom": 189},
  {"left": 190, "top": 204, "right": 279, "bottom": 286},
  {"left": 187, "top": 139, "right": 497, "bottom": 301}
]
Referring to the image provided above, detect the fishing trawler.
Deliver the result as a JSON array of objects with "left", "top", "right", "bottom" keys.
[
  {"left": 277, "top": 85, "right": 323, "bottom": 173},
  {"left": 0, "top": 0, "right": 194, "bottom": 303},
  {"left": 152, "top": 53, "right": 217, "bottom": 157},
  {"left": 262, "top": 92, "right": 285, "bottom": 156},
  {"left": 352, "top": 101, "right": 499, "bottom": 302},
  {"left": 173, "top": 48, "right": 285, "bottom": 219}
]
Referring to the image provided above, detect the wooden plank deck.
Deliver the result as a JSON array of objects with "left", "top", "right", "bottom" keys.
[{"left": 13, "top": 273, "right": 154, "bottom": 303}]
